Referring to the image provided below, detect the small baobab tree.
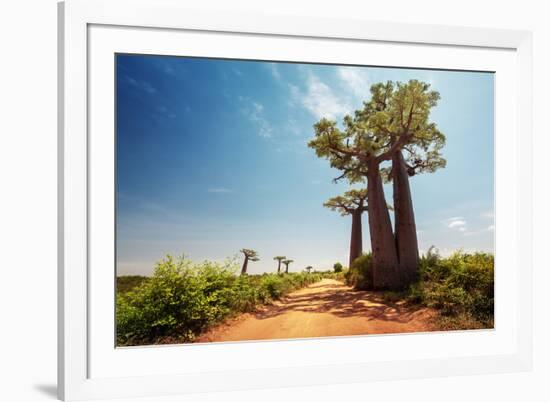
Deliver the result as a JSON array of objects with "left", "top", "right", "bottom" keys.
[
  {"left": 324, "top": 188, "right": 368, "bottom": 268},
  {"left": 240, "top": 249, "right": 259, "bottom": 275},
  {"left": 305, "top": 266, "right": 313, "bottom": 273},
  {"left": 282, "top": 259, "right": 294, "bottom": 274},
  {"left": 273, "top": 256, "right": 286, "bottom": 274}
]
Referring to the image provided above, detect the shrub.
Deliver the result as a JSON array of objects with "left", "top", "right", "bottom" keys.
[
  {"left": 116, "top": 256, "right": 238, "bottom": 345},
  {"left": 345, "top": 253, "right": 373, "bottom": 290},
  {"left": 116, "top": 255, "right": 328, "bottom": 346},
  {"left": 410, "top": 249, "right": 494, "bottom": 328},
  {"left": 333, "top": 262, "right": 343, "bottom": 273}
]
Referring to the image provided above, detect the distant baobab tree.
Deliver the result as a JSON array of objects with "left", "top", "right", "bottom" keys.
[
  {"left": 282, "top": 259, "right": 294, "bottom": 274},
  {"left": 273, "top": 256, "right": 286, "bottom": 274},
  {"left": 324, "top": 188, "right": 368, "bottom": 268},
  {"left": 240, "top": 249, "right": 259, "bottom": 275},
  {"left": 305, "top": 266, "right": 313, "bottom": 273}
]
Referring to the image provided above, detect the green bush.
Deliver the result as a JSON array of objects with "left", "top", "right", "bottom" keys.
[
  {"left": 116, "top": 256, "right": 328, "bottom": 346},
  {"left": 333, "top": 262, "right": 343, "bottom": 273},
  {"left": 345, "top": 253, "right": 373, "bottom": 290},
  {"left": 410, "top": 248, "right": 494, "bottom": 328},
  {"left": 116, "top": 256, "right": 238, "bottom": 345}
]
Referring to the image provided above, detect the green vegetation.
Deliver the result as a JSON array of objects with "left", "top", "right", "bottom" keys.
[
  {"left": 333, "top": 262, "right": 343, "bottom": 273},
  {"left": 116, "top": 255, "right": 336, "bottom": 346},
  {"left": 116, "top": 275, "right": 148, "bottom": 294},
  {"left": 345, "top": 253, "right": 373, "bottom": 290},
  {"left": 344, "top": 248, "right": 494, "bottom": 329},
  {"left": 410, "top": 248, "right": 494, "bottom": 329}
]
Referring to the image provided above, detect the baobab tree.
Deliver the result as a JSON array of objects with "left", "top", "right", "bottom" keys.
[
  {"left": 324, "top": 188, "right": 368, "bottom": 268},
  {"left": 282, "top": 259, "right": 294, "bottom": 274},
  {"left": 240, "top": 249, "right": 259, "bottom": 275},
  {"left": 305, "top": 266, "right": 313, "bottom": 273},
  {"left": 273, "top": 256, "right": 286, "bottom": 274},
  {"left": 309, "top": 80, "right": 445, "bottom": 289},
  {"left": 366, "top": 81, "right": 445, "bottom": 284}
]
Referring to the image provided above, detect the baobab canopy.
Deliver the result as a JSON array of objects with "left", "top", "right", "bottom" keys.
[
  {"left": 309, "top": 80, "right": 446, "bottom": 185},
  {"left": 324, "top": 188, "right": 368, "bottom": 216}
]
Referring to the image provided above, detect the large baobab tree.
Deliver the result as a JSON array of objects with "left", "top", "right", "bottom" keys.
[
  {"left": 273, "top": 256, "right": 286, "bottom": 274},
  {"left": 240, "top": 249, "right": 259, "bottom": 275},
  {"left": 309, "top": 80, "right": 445, "bottom": 289},
  {"left": 324, "top": 188, "right": 368, "bottom": 268},
  {"left": 282, "top": 259, "right": 294, "bottom": 274},
  {"left": 366, "top": 81, "right": 445, "bottom": 284}
]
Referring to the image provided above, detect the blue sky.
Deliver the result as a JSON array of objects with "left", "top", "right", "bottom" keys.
[{"left": 116, "top": 54, "right": 494, "bottom": 276}]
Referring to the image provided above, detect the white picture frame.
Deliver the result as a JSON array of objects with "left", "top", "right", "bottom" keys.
[{"left": 58, "top": 0, "right": 533, "bottom": 400}]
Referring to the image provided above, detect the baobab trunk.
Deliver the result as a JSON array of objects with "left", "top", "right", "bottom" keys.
[
  {"left": 367, "top": 164, "right": 400, "bottom": 289},
  {"left": 392, "top": 150, "right": 419, "bottom": 286},
  {"left": 277, "top": 261, "right": 281, "bottom": 274},
  {"left": 349, "top": 210, "right": 363, "bottom": 268},
  {"left": 241, "top": 257, "right": 249, "bottom": 275}
]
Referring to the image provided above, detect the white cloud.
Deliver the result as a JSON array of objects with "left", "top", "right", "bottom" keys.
[
  {"left": 125, "top": 75, "right": 156, "bottom": 94},
  {"left": 207, "top": 188, "right": 233, "bottom": 194},
  {"left": 337, "top": 67, "right": 370, "bottom": 99},
  {"left": 481, "top": 211, "right": 494, "bottom": 219},
  {"left": 487, "top": 225, "right": 495, "bottom": 231},
  {"left": 240, "top": 99, "right": 273, "bottom": 139},
  {"left": 446, "top": 217, "right": 466, "bottom": 228},
  {"left": 290, "top": 71, "right": 351, "bottom": 119},
  {"left": 266, "top": 63, "right": 281, "bottom": 80}
]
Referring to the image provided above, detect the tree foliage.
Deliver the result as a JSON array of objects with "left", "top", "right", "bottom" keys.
[
  {"left": 324, "top": 188, "right": 368, "bottom": 216},
  {"left": 240, "top": 249, "right": 260, "bottom": 261},
  {"left": 308, "top": 80, "right": 446, "bottom": 184}
]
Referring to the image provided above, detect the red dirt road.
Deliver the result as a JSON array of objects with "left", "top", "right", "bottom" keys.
[{"left": 196, "top": 279, "right": 435, "bottom": 343}]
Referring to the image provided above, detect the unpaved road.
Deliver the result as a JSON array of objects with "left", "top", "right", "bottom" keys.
[{"left": 196, "top": 279, "right": 435, "bottom": 343}]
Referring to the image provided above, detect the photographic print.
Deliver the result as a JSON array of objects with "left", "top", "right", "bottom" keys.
[{"left": 115, "top": 54, "right": 494, "bottom": 347}]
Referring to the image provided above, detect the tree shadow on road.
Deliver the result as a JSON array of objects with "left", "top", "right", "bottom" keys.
[{"left": 254, "top": 282, "right": 425, "bottom": 323}]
